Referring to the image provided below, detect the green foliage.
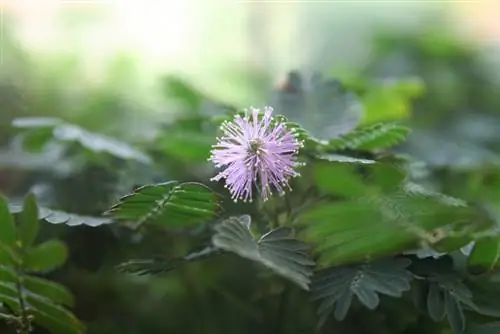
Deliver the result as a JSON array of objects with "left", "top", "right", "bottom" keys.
[
  {"left": 212, "top": 216, "right": 315, "bottom": 290},
  {"left": 11, "top": 117, "right": 151, "bottom": 164},
  {"left": 312, "top": 257, "right": 412, "bottom": 325},
  {"left": 0, "top": 195, "right": 83, "bottom": 334},
  {"left": 9, "top": 204, "right": 112, "bottom": 227},
  {"left": 325, "top": 122, "right": 411, "bottom": 151},
  {"left": 106, "top": 181, "right": 222, "bottom": 228}
]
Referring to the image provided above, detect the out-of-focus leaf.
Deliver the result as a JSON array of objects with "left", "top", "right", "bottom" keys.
[
  {"left": 312, "top": 257, "right": 412, "bottom": 326},
  {"left": 327, "top": 122, "right": 411, "bottom": 151},
  {"left": 106, "top": 181, "right": 221, "bottom": 228},
  {"left": 9, "top": 204, "right": 112, "bottom": 227},
  {"left": 117, "top": 246, "right": 221, "bottom": 275},
  {"left": 467, "top": 237, "right": 500, "bottom": 275},
  {"left": 23, "top": 276, "right": 74, "bottom": 307},
  {"left": 12, "top": 117, "right": 151, "bottom": 164},
  {"left": 18, "top": 194, "right": 40, "bottom": 247},
  {"left": 23, "top": 240, "right": 68, "bottom": 273},
  {"left": 0, "top": 195, "right": 16, "bottom": 246},
  {"left": 465, "top": 322, "right": 500, "bottom": 334},
  {"left": 300, "top": 193, "right": 471, "bottom": 266},
  {"left": 212, "top": 216, "right": 314, "bottom": 290},
  {"left": 361, "top": 77, "right": 425, "bottom": 124},
  {"left": 26, "top": 295, "right": 85, "bottom": 334},
  {"left": 272, "top": 72, "right": 364, "bottom": 140},
  {"left": 313, "top": 154, "right": 376, "bottom": 164}
]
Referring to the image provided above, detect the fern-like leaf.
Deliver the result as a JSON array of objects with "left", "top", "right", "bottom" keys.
[
  {"left": 312, "top": 257, "right": 412, "bottom": 326},
  {"left": 212, "top": 216, "right": 315, "bottom": 290},
  {"left": 117, "top": 246, "right": 221, "bottom": 275},
  {"left": 326, "top": 122, "right": 410, "bottom": 151},
  {"left": 106, "top": 181, "right": 221, "bottom": 228}
]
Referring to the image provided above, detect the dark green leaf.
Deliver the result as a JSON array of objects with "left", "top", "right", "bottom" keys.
[
  {"left": 26, "top": 295, "right": 85, "bottom": 334},
  {"left": 312, "top": 257, "right": 412, "bottom": 324},
  {"left": 23, "top": 276, "right": 74, "bottom": 307},
  {"left": 23, "top": 240, "right": 68, "bottom": 273},
  {"left": 106, "top": 181, "right": 221, "bottom": 228},
  {"left": 18, "top": 194, "right": 40, "bottom": 247},
  {"left": 465, "top": 322, "right": 500, "bottom": 334},
  {"left": 0, "top": 196, "right": 16, "bottom": 246},
  {"left": 446, "top": 291, "right": 466, "bottom": 334},
  {"left": 212, "top": 216, "right": 314, "bottom": 290},
  {"left": 117, "top": 246, "right": 221, "bottom": 275},
  {"left": 427, "top": 282, "right": 445, "bottom": 321}
]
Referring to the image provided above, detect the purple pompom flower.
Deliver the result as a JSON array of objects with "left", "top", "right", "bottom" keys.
[{"left": 209, "top": 106, "right": 304, "bottom": 203}]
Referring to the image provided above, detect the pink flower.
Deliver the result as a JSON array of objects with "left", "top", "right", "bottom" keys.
[{"left": 209, "top": 106, "right": 304, "bottom": 202}]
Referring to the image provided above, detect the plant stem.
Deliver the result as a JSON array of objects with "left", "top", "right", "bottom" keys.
[{"left": 14, "top": 266, "right": 30, "bottom": 334}]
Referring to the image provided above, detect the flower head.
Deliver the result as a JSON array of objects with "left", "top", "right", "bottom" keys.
[{"left": 209, "top": 106, "right": 304, "bottom": 202}]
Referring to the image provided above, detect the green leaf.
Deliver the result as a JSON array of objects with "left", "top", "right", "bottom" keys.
[
  {"left": 23, "top": 276, "right": 74, "bottom": 307},
  {"left": 312, "top": 257, "right": 412, "bottom": 326},
  {"left": 9, "top": 204, "right": 112, "bottom": 227},
  {"left": 0, "top": 196, "right": 16, "bottom": 246},
  {"left": 467, "top": 238, "right": 500, "bottom": 275},
  {"left": 314, "top": 163, "right": 368, "bottom": 198},
  {"left": 427, "top": 282, "right": 446, "bottom": 321},
  {"left": 272, "top": 72, "right": 364, "bottom": 140},
  {"left": 106, "top": 181, "right": 221, "bottom": 228},
  {"left": 12, "top": 117, "right": 151, "bottom": 164},
  {"left": 117, "top": 245, "right": 220, "bottom": 275},
  {"left": 26, "top": 295, "right": 85, "bottom": 334},
  {"left": 465, "top": 322, "right": 500, "bottom": 334},
  {"left": 23, "top": 240, "right": 68, "bottom": 273},
  {"left": 18, "top": 194, "right": 40, "bottom": 247},
  {"left": 360, "top": 77, "right": 425, "bottom": 124},
  {"left": 446, "top": 290, "right": 466, "bottom": 334},
  {"left": 212, "top": 216, "right": 314, "bottom": 290},
  {"left": 313, "top": 154, "right": 376, "bottom": 164},
  {"left": 300, "top": 194, "right": 467, "bottom": 266},
  {"left": 326, "top": 122, "right": 410, "bottom": 151},
  {"left": 0, "top": 244, "right": 17, "bottom": 265}
]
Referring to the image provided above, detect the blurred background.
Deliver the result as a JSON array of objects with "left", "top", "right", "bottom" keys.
[{"left": 1, "top": 1, "right": 500, "bottom": 333}]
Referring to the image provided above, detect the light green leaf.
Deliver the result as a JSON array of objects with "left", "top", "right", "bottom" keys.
[
  {"left": 0, "top": 195, "right": 16, "bottom": 246},
  {"left": 327, "top": 122, "right": 410, "bottom": 151},
  {"left": 23, "top": 240, "right": 68, "bottom": 273},
  {"left": 18, "top": 194, "right": 40, "bottom": 248},
  {"left": 106, "top": 181, "right": 221, "bottom": 228},
  {"left": 467, "top": 238, "right": 500, "bottom": 275},
  {"left": 212, "top": 216, "right": 314, "bottom": 290},
  {"left": 312, "top": 257, "right": 412, "bottom": 326}
]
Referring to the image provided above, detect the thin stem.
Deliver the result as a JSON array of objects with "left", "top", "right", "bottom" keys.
[{"left": 14, "top": 266, "right": 30, "bottom": 334}]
